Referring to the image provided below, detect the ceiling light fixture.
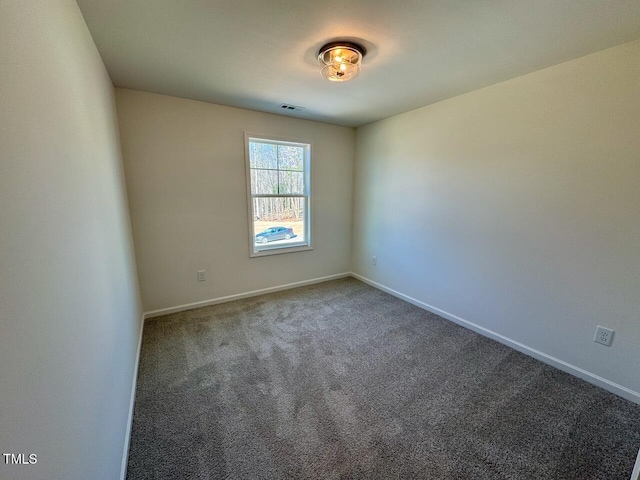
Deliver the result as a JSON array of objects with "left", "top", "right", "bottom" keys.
[{"left": 318, "top": 42, "right": 365, "bottom": 82}]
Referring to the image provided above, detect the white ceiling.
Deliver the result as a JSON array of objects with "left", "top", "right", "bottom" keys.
[{"left": 77, "top": 0, "right": 640, "bottom": 127}]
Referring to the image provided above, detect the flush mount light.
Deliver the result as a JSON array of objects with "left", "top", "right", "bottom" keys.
[{"left": 317, "top": 41, "right": 365, "bottom": 82}]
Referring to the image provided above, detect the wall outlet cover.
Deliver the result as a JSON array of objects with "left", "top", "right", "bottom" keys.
[{"left": 593, "top": 325, "right": 614, "bottom": 347}]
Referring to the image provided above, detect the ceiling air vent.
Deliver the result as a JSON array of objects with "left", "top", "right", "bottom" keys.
[{"left": 279, "top": 104, "right": 305, "bottom": 112}]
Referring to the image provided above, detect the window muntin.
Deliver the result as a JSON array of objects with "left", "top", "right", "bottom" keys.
[{"left": 245, "top": 135, "right": 311, "bottom": 257}]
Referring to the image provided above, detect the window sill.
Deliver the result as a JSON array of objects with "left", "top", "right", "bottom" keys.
[{"left": 250, "top": 244, "right": 313, "bottom": 258}]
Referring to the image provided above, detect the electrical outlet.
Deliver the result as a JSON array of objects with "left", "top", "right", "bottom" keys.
[
  {"left": 372, "top": 256, "right": 377, "bottom": 266},
  {"left": 593, "top": 325, "right": 614, "bottom": 347},
  {"left": 197, "top": 270, "right": 207, "bottom": 282}
]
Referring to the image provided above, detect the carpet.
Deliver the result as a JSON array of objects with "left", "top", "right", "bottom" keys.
[{"left": 127, "top": 278, "right": 640, "bottom": 479}]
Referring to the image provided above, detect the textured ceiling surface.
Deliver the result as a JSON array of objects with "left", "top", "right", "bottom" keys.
[{"left": 77, "top": 0, "right": 640, "bottom": 126}]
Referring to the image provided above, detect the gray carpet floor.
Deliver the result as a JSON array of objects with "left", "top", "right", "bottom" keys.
[{"left": 127, "top": 278, "right": 640, "bottom": 479}]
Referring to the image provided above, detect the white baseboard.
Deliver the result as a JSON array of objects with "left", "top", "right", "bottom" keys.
[
  {"left": 143, "top": 272, "right": 352, "bottom": 319},
  {"left": 632, "top": 447, "right": 640, "bottom": 480},
  {"left": 350, "top": 272, "right": 640, "bottom": 405},
  {"left": 120, "top": 313, "right": 145, "bottom": 480}
]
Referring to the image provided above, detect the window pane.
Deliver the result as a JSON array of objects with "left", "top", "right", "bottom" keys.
[
  {"left": 278, "top": 170, "right": 304, "bottom": 194},
  {"left": 246, "top": 137, "right": 310, "bottom": 256},
  {"left": 249, "top": 142, "right": 277, "bottom": 169},
  {"left": 253, "top": 197, "right": 305, "bottom": 249},
  {"left": 277, "top": 145, "right": 304, "bottom": 171},
  {"left": 251, "top": 168, "right": 278, "bottom": 194}
]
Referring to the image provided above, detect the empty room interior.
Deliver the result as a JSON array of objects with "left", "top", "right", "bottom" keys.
[{"left": 2, "top": 0, "right": 640, "bottom": 479}]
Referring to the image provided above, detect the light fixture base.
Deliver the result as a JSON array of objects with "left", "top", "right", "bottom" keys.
[{"left": 318, "top": 41, "right": 366, "bottom": 58}]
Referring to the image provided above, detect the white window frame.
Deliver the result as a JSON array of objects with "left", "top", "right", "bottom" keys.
[{"left": 244, "top": 133, "right": 312, "bottom": 258}]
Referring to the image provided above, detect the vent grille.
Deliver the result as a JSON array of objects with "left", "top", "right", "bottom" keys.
[{"left": 279, "top": 104, "right": 305, "bottom": 112}]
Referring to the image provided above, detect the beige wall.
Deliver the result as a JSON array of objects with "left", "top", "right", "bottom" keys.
[
  {"left": 116, "top": 89, "right": 355, "bottom": 312},
  {"left": 0, "top": 1, "right": 142, "bottom": 479},
  {"left": 352, "top": 41, "right": 640, "bottom": 397}
]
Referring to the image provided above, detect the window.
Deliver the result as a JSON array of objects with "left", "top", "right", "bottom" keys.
[{"left": 245, "top": 134, "right": 311, "bottom": 257}]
